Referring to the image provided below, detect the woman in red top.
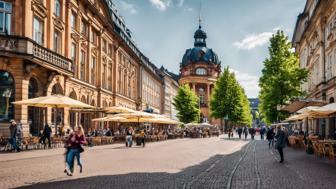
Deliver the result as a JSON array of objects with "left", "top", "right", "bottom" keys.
[{"left": 65, "top": 126, "right": 86, "bottom": 176}]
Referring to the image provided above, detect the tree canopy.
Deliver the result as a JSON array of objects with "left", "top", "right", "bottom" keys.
[
  {"left": 258, "top": 30, "right": 308, "bottom": 124},
  {"left": 173, "top": 84, "right": 200, "bottom": 123},
  {"left": 210, "top": 67, "right": 252, "bottom": 126}
]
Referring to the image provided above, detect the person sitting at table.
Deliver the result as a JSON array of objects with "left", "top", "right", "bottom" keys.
[{"left": 105, "top": 128, "right": 112, "bottom": 136}]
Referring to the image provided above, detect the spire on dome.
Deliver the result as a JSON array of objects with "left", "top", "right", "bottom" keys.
[{"left": 198, "top": 0, "right": 202, "bottom": 29}]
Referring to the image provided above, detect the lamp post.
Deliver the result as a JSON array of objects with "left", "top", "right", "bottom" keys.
[{"left": 224, "top": 114, "right": 229, "bottom": 133}]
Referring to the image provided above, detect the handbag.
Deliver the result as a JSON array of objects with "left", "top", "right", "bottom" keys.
[{"left": 79, "top": 145, "right": 84, "bottom": 153}]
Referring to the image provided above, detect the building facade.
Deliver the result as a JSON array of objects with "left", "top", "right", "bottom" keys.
[
  {"left": 160, "top": 67, "right": 179, "bottom": 120},
  {"left": 293, "top": 0, "right": 336, "bottom": 103},
  {"left": 179, "top": 24, "right": 221, "bottom": 125},
  {"left": 292, "top": 0, "right": 336, "bottom": 137},
  {"left": 140, "top": 57, "right": 163, "bottom": 114},
  {"left": 0, "top": 0, "right": 176, "bottom": 136}
]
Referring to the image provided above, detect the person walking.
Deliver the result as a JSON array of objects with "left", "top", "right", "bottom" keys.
[
  {"left": 65, "top": 126, "right": 86, "bottom": 176},
  {"left": 9, "top": 120, "right": 20, "bottom": 152},
  {"left": 275, "top": 125, "right": 287, "bottom": 163},
  {"left": 40, "top": 124, "right": 52, "bottom": 149},
  {"left": 249, "top": 127, "right": 256, "bottom": 140},
  {"left": 260, "top": 126, "right": 266, "bottom": 140},
  {"left": 266, "top": 127, "right": 275, "bottom": 148},
  {"left": 126, "top": 127, "right": 133, "bottom": 147},
  {"left": 237, "top": 127, "right": 243, "bottom": 139},
  {"left": 243, "top": 126, "right": 248, "bottom": 140},
  {"left": 140, "top": 129, "right": 146, "bottom": 147}
]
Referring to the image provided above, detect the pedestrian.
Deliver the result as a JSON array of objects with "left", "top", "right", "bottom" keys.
[
  {"left": 249, "top": 127, "right": 256, "bottom": 140},
  {"left": 275, "top": 125, "right": 287, "bottom": 163},
  {"left": 243, "top": 126, "right": 248, "bottom": 140},
  {"left": 260, "top": 126, "right": 266, "bottom": 140},
  {"left": 65, "top": 126, "right": 86, "bottom": 176},
  {"left": 237, "top": 127, "right": 243, "bottom": 139},
  {"left": 9, "top": 120, "right": 20, "bottom": 152},
  {"left": 266, "top": 127, "right": 275, "bottom": 148},
  {"left": 140, "top": 129, "right": 146, "bottom": 147},
  {"left": 40, "top": 124, "right": 52, "bottom": 148},
  {"left": 126, "top": 127, "right": 133, "bottom": 147},
  {"left": 63, "top": 128, "right": 72, "bottom": 174}
]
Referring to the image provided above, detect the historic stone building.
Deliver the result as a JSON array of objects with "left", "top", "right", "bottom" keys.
[
  {"left": 0, "top": 0, "right": 176, "bottom": 136},
  {"left": 293, "top": 0, "right": 336, "bottom": 103},
  {"left": 160, "top": 67, "right": 179, "bottom": 120},
  {"left": 179, "top": 23, "right": 221, "bottom": 125},
  {"left": 140, "top": 57, "right": 163, "bottom": 114}
]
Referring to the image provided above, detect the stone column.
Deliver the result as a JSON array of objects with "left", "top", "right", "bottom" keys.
[{"left": 192, "top": 83, "right": 196, "bottom": 92}]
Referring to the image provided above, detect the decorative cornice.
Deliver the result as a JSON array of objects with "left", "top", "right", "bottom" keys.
[{"left": 31, "top": 0, "right": 48, "bottom": 19}]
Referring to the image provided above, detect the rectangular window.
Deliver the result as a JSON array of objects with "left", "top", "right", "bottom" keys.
[
  {"left": 81, "top": 20, "right": 88, "bottom": 37},
  {"left": 70, "top": 12, "right": 76, "bottom": 30},
  {"left": 0, "top": 1, "right": 12, "bottom": 34},
  {"left": 102, "top": 39, "right": 107, "bottom": 53},
  {"left": 102, "top": 64, "right": 106, "bottom": 88},
  {"left": 91, "top": 56, "right": 96, "bottom": 84},
  {"left": 108, "top": 64, "right": 112, "bottom": 90},
  {"left": 55, "top": 0, "right": 61, "bottom": 17},
  {"left": 33, "top": 17, "right": 44, "bottom": 45},
  {"left": 54, "top": 30, "right": 61, "bottom": 53},
  {"left": 80, "top": 50, "right": 85, "bottom": 81},
  {"left": 71, "top": 43, "right": 76, "bottom": 61},
  {"left": 91, "top": 29, "right": 98, "bottom": 45},
  {"left": 108, "top": 44, "right": 112, "bottom": 56}
]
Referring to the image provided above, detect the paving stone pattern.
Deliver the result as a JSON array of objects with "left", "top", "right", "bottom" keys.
[{"left": 2, "top": 137, "right": 336, "bottom": 189}]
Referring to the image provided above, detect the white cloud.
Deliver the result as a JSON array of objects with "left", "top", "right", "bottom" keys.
[
  {"left": 149, "top": 0, "right": 171, "bottom": 11},
  {"left": 120, "top": 1, "right": 137, "bottom": 14},
  {"left": 230, "top": 69, "right": 260, "bottom": 98},
  {"left": 233, "top": 32, "right": 273, "bottom": 50},
  {"left": 234, "top": 27, "right": 294, "bottom": 50}
]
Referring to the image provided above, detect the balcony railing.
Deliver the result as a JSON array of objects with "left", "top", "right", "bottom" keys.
[{"left": 0, "top": 35, "right": 73, "bottom": 75}]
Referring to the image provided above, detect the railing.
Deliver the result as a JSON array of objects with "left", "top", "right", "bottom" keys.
[
  {"left": 0, "top": 35, "right": 73, "bottom": 74},
  {"left": 32, "top": 43, "right": 72, "bottom": 72}
]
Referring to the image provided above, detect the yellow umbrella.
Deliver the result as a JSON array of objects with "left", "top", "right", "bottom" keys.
[
  {"left": 12, "top": 94, "right": 94, "bottom": 135},
  {"left": 92, "top": 116, "right": 127, "bottom": 122},
  {"left": 104, "top": 106, "right": 135, "bottom": 113},
  {"left": 12, "top": 94, "right": 94, "bottom": 108}
]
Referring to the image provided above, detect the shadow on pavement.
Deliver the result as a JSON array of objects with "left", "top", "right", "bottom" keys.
[{"left": 14, "top": 143, "right": 249, "bottom": 189}]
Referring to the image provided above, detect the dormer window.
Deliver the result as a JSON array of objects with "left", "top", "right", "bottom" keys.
[{"left": 196, "top": 68, "right": 207, "bottom": 75}]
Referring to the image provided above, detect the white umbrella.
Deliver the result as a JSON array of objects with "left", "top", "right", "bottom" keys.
[{"left": 12, "top": 94, "right": 94, "bottom": 135}]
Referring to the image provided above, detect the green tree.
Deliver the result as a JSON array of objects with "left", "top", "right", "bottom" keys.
[
  {"left": 210, "top": 67, "right": 252, "bottom": 127},
  {"left": 259, "top": 30, "right": 308, "bottom": 124},
  {"left": 173, "top": 84, "right": 200, "bottom": 123}
]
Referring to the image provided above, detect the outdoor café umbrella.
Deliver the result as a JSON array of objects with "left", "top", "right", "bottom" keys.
[
  {"left": 117, "top": 111, "right": 157, "bottom": 126},
  {"left": 92, "top": 116, "right": 127, "bottom": 122},
  {"left": 104, "top": 106, "right": 135, "bottom": 114},
  {"left": 12, "top": 94, "right": 94, "bottom": 135}
]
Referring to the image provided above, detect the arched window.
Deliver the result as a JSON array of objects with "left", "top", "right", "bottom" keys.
[
  {"left": 55, "top": 0, "right": 61, "bottom": 17},
  {"left": 0, "top": 71, "right": 14, "bottom": 121},
  {"left": 195, "top": 68, "right": 207, "bottom": 75},
  {"left": 28, "top": 78, "right": 38, "bottom": 99},
  {"left": 51, "top": 83, "right": 63, "bottom": 95}
]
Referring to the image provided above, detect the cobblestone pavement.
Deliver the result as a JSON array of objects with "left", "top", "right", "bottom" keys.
[{"left": 1, "top": 136, "right": 336, "bottom": 189}]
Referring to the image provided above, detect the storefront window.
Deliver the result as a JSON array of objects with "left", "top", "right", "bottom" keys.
[{"left": 0, "top": 71, "right": 14, "bottom": 121}]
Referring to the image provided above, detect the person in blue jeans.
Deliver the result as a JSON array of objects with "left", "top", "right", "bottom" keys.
[
  {"left": 9, "top": 120, "right": 20, "bottom": 152},
  {"left": 65, "top": 126, "right": 86, "bottom": 176}
]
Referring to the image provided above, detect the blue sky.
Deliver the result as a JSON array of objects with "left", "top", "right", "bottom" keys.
[{"left": 114, "top": 0, "right": 306, "bottom": 98}]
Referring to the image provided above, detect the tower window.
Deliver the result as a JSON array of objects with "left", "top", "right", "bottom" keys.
[{"left": 195, "top": 68, "right": 207, "bottom": 75}]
